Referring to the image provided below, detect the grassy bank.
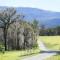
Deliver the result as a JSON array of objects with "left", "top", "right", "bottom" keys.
[
  {"left": 39, "top": 36, "right": 60, "bottom": 50},
  {"left": 46, "top": 55, "right": 60, "bottom": 60},
  {"left": 38, "top": 36, "right": 60, "bottom": 60},
  {"left": 0, "top": 48, "right": 40, "bottom": 60}
]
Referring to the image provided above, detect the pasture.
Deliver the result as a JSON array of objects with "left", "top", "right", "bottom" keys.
[
  {"left": 39, "top": 36, "right": 60, "bottom": 50},
  {"left": 46, "top": 55, "right": 60, "bottom": 60},
  {"left": 39, "top": 36, "right": 60, "bottom": 60}
]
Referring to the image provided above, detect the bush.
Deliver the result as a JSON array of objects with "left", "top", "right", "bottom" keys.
[
  {"left": 33, "top": 43, "right": 38, "bottom": 49},
  {"left": 0, "top": 43, "right": 5, "bottom": 54}
]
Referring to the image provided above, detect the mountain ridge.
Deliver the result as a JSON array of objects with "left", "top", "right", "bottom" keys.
[
  {"left": 0, "top": 6, "right": 60, "bottom": 28},
  {"left": 16, "top": 7, "right": 60, "bottom": 28}
]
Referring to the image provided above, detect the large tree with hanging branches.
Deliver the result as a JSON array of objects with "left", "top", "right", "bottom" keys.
[{"left": 0, "top": 8, "right": 20, "bottom": 50}]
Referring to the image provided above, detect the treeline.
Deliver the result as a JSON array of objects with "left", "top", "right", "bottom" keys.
[
  {"left": 39, "top": 25, "right": 60, "bottom": 36},
  {"left": 0, "top": 8, "right": 39, "bottom": 51}
]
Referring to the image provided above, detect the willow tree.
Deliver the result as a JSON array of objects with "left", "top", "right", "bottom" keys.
[{"left": 0, "top": 8, "right": 20, "bottom": 50}]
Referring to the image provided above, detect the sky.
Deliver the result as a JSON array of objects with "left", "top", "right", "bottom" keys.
[{"left": 0, "top": 0, "right": 60, "bottom": 12}]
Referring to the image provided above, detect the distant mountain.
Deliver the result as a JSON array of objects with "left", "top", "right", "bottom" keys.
[
  {"left": 16, "top": 7, "right": 60, "bottom": 28},
  {"left": 0, "top": 6, "right": 60, "bottom": 28}
]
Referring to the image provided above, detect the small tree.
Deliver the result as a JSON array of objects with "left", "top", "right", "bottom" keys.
[
  {"left": 39, "top": 25, "right": 45, "bottom": 36},
  {"left": 32, "top": 19, "right": 39, "bottom": 35},
  {"left": 32, "top": 19, "right": 38, "bottom": 29},
  {"left": 0, "top": 8, "right": 20, "bottom": 50}
]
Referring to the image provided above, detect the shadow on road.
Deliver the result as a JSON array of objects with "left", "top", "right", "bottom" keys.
[{"left": 40, "top": 50, "right": 60, "bottom": 54}]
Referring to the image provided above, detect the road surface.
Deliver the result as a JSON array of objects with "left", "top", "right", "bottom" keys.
[{"left": 22, "top": 39, "right": 56, "bottom": 60}]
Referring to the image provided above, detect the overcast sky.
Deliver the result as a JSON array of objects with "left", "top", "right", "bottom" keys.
[{"left": 0, "top": 0, "right": 60, "bottom": 12}]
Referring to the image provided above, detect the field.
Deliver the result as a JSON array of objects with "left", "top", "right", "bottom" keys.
[
  {"left": 46, "top": 55, "right": 60, "bottom": 60},
  {"left": 39, "top": 36, "right": 60, "bottom": 50},
  {"left": 39, "top": 36, "right": 60, "bottom": 60},
  {"left": 0, "top": 49, "right": 40, "bottom": 60}
]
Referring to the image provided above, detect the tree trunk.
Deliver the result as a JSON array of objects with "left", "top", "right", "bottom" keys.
[{"left": 3, "top": 28, "right": 7, "bottom": 51}]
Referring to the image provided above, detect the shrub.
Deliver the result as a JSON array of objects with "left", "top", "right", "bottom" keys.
[
  {"left": 0, "top": 42, "right": 5, "bottom": 54},
  {"left": 32, "top": 43, "right": 38, "bottom": 49}
]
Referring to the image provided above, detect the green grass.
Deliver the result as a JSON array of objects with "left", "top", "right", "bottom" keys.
[
  {"left": 38, "top": 36, "right": 60, "bottom": 50},
  {"left": 0, "top": 48, "right": 40, "bottom": 60},
  {"left": 46, "top": 55, "right": 60, "bottom": 60},
  {"left": 38, "top": 36, "right": 60, "bottom": 60}
]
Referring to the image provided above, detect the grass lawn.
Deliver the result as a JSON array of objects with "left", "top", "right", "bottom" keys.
[
  {"left": 45, "top": 55, "right": 60, "bottom": 60},
  {"left": 0, "top": 48, "right": 40, "bottom": 60},
  {"left": 38, "top": 36, "right": 60, "bottom": 60},
  {"left": 38, "top": 36, "right": 60, "bottom": 50}
]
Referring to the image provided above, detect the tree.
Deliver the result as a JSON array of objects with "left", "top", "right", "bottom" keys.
[
  {"left": 32, "top": 19, "right": 38, "bottom": 29},
  {"left": 32, "top": 19, "right": 39, "bottom": 35},
  {"left": 56, "top": 26, "right": 60, "bottom": 35},
  {"left": 0, "top": 8, "right": 20, "bottom": 50},
  {"left": 39, "top": 24, "right": 46, "bottom": 36},
  {"left": 7, "top": 20, "right": 37, "bottom": 50}
]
